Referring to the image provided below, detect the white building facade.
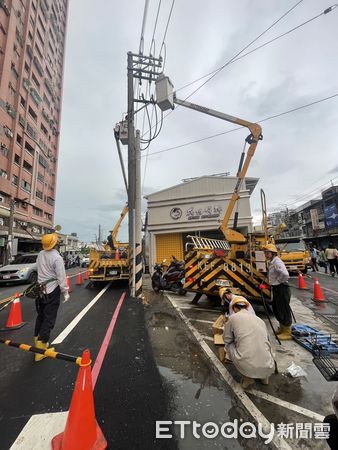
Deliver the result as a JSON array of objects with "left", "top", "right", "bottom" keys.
[{"left": 145, "top": 175, "right": 258, "bottom": 269}]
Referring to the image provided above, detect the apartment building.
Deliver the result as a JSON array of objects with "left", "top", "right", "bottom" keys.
[{"left": 0, "top": 0, "right": 68, "bottom": 258}]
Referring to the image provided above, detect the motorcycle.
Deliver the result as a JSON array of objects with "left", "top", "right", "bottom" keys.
[{"left": 151, "top": 256, "right": 186, "bottom": 295}]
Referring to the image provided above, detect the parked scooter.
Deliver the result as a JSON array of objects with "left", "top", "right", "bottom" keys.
[{"left": 151, "top": 256, "right": 186, "bottom": 295}]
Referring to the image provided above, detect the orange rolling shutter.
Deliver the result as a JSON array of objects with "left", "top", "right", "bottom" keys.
[{"left": 155, "top": 233, "right": 183, "bottom": 264}]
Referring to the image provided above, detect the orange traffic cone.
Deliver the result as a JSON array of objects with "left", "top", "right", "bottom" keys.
[
  {"left": 115, "top": 248, "right": 120, "bottom": 260},
  {"left": 2, "top": 296, "right": 25, "bottom": 330},
  {"left": 76, "top": 272, "right": 83, "bottom": 286},
  {"left": 84, "top": 270, "right": 89, "bottom": 280},
  {"left": 298, "top": 273, "right": 308, "bottom": 290},
  {"left": 313, "top": 278, "right": 325, "bottom": 302},
  {"left": 51, "top": 350, "right": 107, "bottom": 450},
  {"left": 66, "top": 276, "right": 72, "bottom": 293}
]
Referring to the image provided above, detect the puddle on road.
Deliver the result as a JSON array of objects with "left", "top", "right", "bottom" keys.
[{"left": 147, "top": 308, "right": 264, "bottom": 450}]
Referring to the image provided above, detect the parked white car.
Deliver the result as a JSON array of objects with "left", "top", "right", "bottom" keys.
[{"left": 0, "top": 253, "right": 38, "bottom": 285}]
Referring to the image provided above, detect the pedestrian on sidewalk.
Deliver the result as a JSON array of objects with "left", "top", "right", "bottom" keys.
[
  {"left": 219, "top": 288, "right": 256, "bottom": 316},
  {"left": 264, "top": 244, "right": 292, "bottom": 340},
  {"left": 223, "top": 298, "right": 275, "bottom": 389},
  {"left": 34, "top": 233, "right": 70, "bottom": 362},
  {"left": 318, "top": 247, "right": 328, "bottom": 274},
  {"left": 310, "top": 245, "right": 319, "bottom": 272},
  {"left": 325, "top": 243, "right": 338, "bottom": 277}
]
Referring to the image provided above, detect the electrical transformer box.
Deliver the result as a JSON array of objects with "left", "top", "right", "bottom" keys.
[{"left": 155, "top": 74, "right": 174, "bottom": 111}]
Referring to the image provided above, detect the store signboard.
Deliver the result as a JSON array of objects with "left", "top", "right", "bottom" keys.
[
  {"left": 170, "top": 205, "right": 223, "bottom": 221},
  {"left": 325, "top": 204, "right": 338, "bottom": 229},
  {"left": 310, "top": 209, "right": 320, "bottom": 230}
]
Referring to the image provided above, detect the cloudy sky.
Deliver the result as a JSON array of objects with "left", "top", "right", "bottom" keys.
[{"left": 55, "top": 0, "right": 338, "bottom": 242}]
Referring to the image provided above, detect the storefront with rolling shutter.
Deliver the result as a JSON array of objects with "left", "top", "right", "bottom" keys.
[{"left": 145, "top": 175, "right": 258, "bottom": 271}]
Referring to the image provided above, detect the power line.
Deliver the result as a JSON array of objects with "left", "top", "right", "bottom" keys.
[
  {"left": 175, "top": 4, "right": 337, "bottom": 95},
  {"left": 141, "top": 92, "right": 338, "bottom": 158},
  {"left": 159, "top": 0, "right": 175, "bottom": 59},
  {"left": 141, "top": 0, "right": 305, "bottom": 138}
]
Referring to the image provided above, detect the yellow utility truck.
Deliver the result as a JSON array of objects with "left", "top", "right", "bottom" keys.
[
  {"left": 88, "top": 204, "right": 129, "bottom": 284},
  {"left": 171, "top": 98, "right": 271, "bottom": 304}
]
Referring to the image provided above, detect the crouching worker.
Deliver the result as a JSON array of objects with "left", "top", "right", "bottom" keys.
[
  {"left": 223, "top": 298, "right": 275, "bottom": 389},
  {"left": 220, "top": 288, "right": 256, "bottom": 316},
  {"left": 34, "top": 233, "right": 70, "bottom": 362}
]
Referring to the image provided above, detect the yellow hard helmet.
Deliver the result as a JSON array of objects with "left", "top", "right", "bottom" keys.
[
  {"left": 232, "top": 296, "right": 250, "bottom": 309},
  {"left": 219, "top": 287, "right": 232, "bottom": 300},
  {"left": 264, "top": 243, "right": 278, "bottom": 253},
  {"left": 41, "top": 233, "right": 58, "bottom": 251}
]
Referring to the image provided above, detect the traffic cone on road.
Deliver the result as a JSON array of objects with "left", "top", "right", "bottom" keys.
[
  {"left": 297, "top": 273, "right": 308, "bottom": 290},
  {"left": 84, "top": 270, "right": 89, "bottom": 280},
  {"left": 51, "top": 350, "right": 107, "bottom": 450},
  {"left": 76, "top": 272, "right": 83, "bottom": 286},
  {"left": 2, "top": 295, "right": 25, "bottom": 330},
  {"left": 313, "top": 278, "right": 325, "bottom": 302},
  {"left": 66, "top": 276, "right": 72, "bottom": 293},
  {"left": 115, "top": 248, "right": 120, "bottom": 260}
]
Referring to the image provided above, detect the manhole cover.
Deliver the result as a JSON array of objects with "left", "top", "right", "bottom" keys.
[{"left": 322, "top": 314, "right": 338, "bottom": 327}]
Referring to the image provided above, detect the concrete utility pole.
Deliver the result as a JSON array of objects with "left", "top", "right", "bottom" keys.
[
  {"left": 126, "top": 51, "right": 162, "bottom": 298},
  {"left": 127, "top": 52, "right": 136, "bottom": 296}
]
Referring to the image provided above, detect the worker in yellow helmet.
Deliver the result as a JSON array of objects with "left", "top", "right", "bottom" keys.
[
  {"left": 219, "top": 288, "right": 256, "bottom": 316},
  {"left": 34, "top": 233, "right": 69, "bottom": 362},
  {"left": 264, "top": 243, "right": 292, "bottom": 340},
  {"left": 223, "top": 297, "right": 275, "bottom": 389}
]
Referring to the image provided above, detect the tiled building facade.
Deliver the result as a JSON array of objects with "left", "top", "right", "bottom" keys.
[{"left": 0, "top": 0, "right": 68, "bottom": 257}]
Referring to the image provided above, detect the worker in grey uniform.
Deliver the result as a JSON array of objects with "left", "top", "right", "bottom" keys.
[
  {"left": 34, "top": 233, "right": 69, "bottom": 362},
  {"left": 264, "top": 244, "right": 292, "bottom": 340}
]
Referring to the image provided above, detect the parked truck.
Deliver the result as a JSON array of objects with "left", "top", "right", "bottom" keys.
[
  {"left": 88, "top": 204, "right": 129, "bottom": 284},
  {"left": 169, "top": 97, "right": 270, "bottom": 304}
]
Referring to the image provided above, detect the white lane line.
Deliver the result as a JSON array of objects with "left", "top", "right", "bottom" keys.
[
  {"left": 52, "top": 282, "right": 112, "bottom": 344},
  {"left": 166, "top": 294, "right": 291, "bottom": 450},
  {"left": 10, "top": 412, "right": 67, "bottom": 449},
  {"left": 189, "top": 318, "right": 215, "bottom": 325},
  {"left": 178, "top": 305, "right": 220, "bottom": 313},
  {"left": 168, "top": 294, "right": 326, "bottom": 424},
  {"left": 200, "top": 334, "right": 214, "bottom": 342},
  {"left": 249, "top": 390, "right": 325, "bottom": 422}
]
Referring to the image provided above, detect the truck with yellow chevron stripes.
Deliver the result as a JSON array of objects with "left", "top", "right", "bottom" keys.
[
  {"left": 168, "top": 96, "right": 271, "bottom": 304},
  {"left": 88, "top": 205, "right": 130, "bottom": 284}
]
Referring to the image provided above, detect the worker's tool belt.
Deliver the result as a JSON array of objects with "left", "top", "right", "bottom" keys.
[{"left": 24, "top": 279, "right": 56, "bottom": 299}]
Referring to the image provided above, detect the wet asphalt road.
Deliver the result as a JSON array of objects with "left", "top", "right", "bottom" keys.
[
  {"left": 0, "top": 269, "right": 337, "bottom": 449},
  {"left": 0, "top": 274, "right": 249, "bottom": 450}
]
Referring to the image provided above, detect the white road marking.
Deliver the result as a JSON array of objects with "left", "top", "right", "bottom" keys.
[
  {"left": 188, "top": 318, "right": 215, "bottom": 324},
  {"left": 10, "top": 411, "right": 67, "bottom": 449},
  {"left": 249, "top": 390, "right": 325, "bottom": 422},
  {"left": 166, "top": 294, "right": 291, "bottom": 450},
  {"left": 52, "top": 282, "right": 112, "bottom": 344},
  {"left": 178, "top": 305, "right": 220, "bottom": 313},
  {"left": 168, "top": 294, "right": 327, "bottom": 425},
  {"left": 200, "top": 334, "right": 214, "bottom": 342}
]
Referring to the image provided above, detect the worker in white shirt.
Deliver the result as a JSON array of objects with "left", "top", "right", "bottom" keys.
[
  {"left": 223, "top": 297, "right": 275, "bottom": 389},
  {"left": 264, "top": 243, "right": 292, "bottom": 341},
  {"left": 34, "top": 233, "right": 69, "bottom": 362}
]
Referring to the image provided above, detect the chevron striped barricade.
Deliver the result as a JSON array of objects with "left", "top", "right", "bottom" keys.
[{"left": 183, "top": 235, "right": 271, "bottom": 304}]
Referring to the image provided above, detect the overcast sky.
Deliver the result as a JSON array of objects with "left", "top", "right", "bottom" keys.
[{"left": 55, "top": 0, "right": 338, "bottom": 242}]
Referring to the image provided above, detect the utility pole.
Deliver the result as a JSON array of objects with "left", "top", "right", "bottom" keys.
[
  {"left": 127, "top": 51, "right": 136, "bottom": 296},
  {"left": 126, "top": 51, "right": 162, "bottom": 298}
]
